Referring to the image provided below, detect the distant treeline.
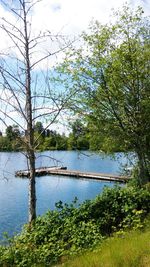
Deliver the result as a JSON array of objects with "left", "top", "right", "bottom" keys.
[{"left": 0, "top": 120, "right": 90, "bottom": 152}]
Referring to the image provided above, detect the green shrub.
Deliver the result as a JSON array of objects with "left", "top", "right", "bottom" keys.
[
  {"left": 0, "top": 185, "right": 150, "bottom": 266},
  {"left": 87, "top": 185, "right": 150, "bottom": 234}
]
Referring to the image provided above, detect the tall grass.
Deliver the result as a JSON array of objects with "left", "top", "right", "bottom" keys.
[{"left": 59, "top": 228, "right": 150, "bottom": 267}]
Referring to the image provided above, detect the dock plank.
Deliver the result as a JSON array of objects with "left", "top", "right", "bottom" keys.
[{"left": 15, "top": 167, "right": 130, "bottom": 183}]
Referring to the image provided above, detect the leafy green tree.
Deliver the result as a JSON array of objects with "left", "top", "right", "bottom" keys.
[
  {"left": 67, "top": 133, "right": 77, "bottom": 150},
  {"left": 77, "top": 135, "right": 89, "bottom": 150},
  {"left": 55, "top": 6, "right": 150, "bottom": 184},
  {"left": 67, "top": 119, "right": 89, "bottom": 150},
  {"left": 41, "top": 136, "right": 53, "bottom": 150},
  {"left": 6, "top": 125, "right": 18, "bottom": 142},
  {"left": 39, "top": 132, "right": 56, "bottom": 151},
  {"left": 5, "top": 125, "right": 21, "bottom": 151},
  {"left": 34, "top": 121, "right": 45, "bottom": 137},
  {"left": 0, "top": 136, "right": 11, "bottom": 151},
  {"left": 55, "top": 133, "right": 67, "bottom": 150}
]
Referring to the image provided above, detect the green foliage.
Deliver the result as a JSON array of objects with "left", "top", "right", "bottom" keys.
[
  {"left": 54, "top": 5, "right": 150, "bottom": 183},
  {"left": 6, "top": 125, "right": 20, "bottom": 142},
  {"left": 0, "top": 120, "right": 90, "bottom": 152},
  {"left": 34, "top": 122, "right": 44, "bottom": 136},
  {"left": 80, "top": 185, "right": 150, "bottom": 235},
  {"left": 0, "top": 136, "right": 12, "bottom": 151},
  {"left": 61, "top": 226, "right": 150, "bottom": 267},
  {"left": 0, "top": 185, "right": 150, "bottom": 266},
  {"left": 0, "top": 125, "right": 22, "bottom": 151},
  {"left": 0, "top": 202, "right": 102, "bottom": 266},
  {"left": 67, "top": 120, "right": 89, "bottom": 150},
  {"left": 39, "top": 132, "right": 68, "bottom": 151},
  {"left": 0, "top": 127, "right": 69, "bottom": 152},
  {"left": 34, "top": 120, "right": 89, "bottom": 151}
]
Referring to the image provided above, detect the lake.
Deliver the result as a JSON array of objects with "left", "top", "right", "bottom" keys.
[{"left": 0, "top": 151, "right": 128, "bottom": 240}]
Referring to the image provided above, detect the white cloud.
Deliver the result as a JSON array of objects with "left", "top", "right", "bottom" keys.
[
  {"left": 32, "top": 0, "right": 149, "bottom": 35},
  {"left": 0, "top": 0, "right": 149, "bottom": 69},
  {"left": 0, "top": 5, "right": 16, "bottom": 52},
  {"left": 0, "top": 88, "right": 26, "bottom": 133},
  {"left": 0, "top": 0, "right": 149, "bottom": 133}
]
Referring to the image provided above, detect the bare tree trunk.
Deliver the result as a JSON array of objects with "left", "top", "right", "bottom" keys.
[
  {"left": 0, "top": 0, "right": 72, "bottom": 223},
  {"left": 28, "top": 150, "right": 36, "bottom": 222},
  {"left": 23, "top": 0, "right": 36, "bottom": 222}
]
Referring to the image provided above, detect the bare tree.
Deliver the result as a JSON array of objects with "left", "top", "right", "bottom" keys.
[{"left": 0, "top": 0, "right": 72, "bottom": 223}]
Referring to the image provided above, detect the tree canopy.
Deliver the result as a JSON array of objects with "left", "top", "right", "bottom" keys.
[{"left": 54, "top": 6, "right": 150, "bottom": 184}]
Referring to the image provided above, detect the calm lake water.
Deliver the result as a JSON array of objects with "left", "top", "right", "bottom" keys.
[{"left": 0, "top": 151, "right": 128, "bottom": 240}]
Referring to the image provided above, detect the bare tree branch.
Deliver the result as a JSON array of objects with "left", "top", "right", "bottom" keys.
[{"left": 0, "top": 0, "right": 74, "bottom": 223}]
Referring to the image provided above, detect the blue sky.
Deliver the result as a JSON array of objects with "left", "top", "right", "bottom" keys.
[
  {"left": 1, "top": 0, "right": 149, "bottom": 39},
  {"left": 0, "top": 0, "right": 149, "bottom": 134},
  {"left": 0, "top": 0, "right": 149, "bottom": 67},
  {"left": 24, "top": 0, "right": 150, "bottom": 38}
]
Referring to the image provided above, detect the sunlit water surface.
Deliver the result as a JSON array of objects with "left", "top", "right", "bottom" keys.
[{"left": 0, "top": 151, "right": 129, "bottom": 239}]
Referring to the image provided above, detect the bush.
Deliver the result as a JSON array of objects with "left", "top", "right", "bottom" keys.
[
  {"left": 87, "top": 185, "right": 150, "bottom": 234},
  {"left": 0, "top": 185, "right": 150, "bottom": 266}
]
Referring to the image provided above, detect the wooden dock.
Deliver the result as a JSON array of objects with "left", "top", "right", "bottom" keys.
[{"left": 15, "top": 167, "right": 130, "bottom": 183}]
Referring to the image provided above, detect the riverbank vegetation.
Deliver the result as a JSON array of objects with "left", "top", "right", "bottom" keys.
[
  {"left": 57, "top": 227, "right": 150, "bottom": 267},
  {"left": 0, "top": 120, "right": 90, "bottom": 152},
  {"left": 0, "top": 184, "right": 150, "bottom": 266}
]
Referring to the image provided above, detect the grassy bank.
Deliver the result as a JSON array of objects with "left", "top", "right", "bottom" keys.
[{"left": 58, "top": 226, "right": 150, "bottom": 267}]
